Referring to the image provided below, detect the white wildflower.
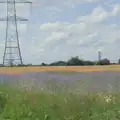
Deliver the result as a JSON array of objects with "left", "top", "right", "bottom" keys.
[{"left": 104, "top": 95, "right": 112, "bottom": 103}]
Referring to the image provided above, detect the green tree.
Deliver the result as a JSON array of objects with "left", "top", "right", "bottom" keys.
[
  {"left": 118, "top": 59, "right": 120, "bottom": 64},
  {"left": 50, "top": 61, "right": 66, "bottom": 66},
  {"left": 41, "top": 62, "right": 47, "bottom": 66},
  {"left": 67, "top": 56, "right": 84, "bottom": 66},
  {"left": 98, "top": 58, "right": 110, "bottom": 65},
  {"left": 84, "top": 61, "right": 95, "bottom": 66}
]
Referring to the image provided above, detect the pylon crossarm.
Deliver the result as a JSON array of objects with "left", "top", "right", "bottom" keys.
[
  {"left": 0, "top": 17, "right": 28, "bottom": 21},
  {"left": 4, "top": 59, "right": 22, "bottom": 60},
  {"left": 0, "top": 1, "right": 32, "bottom": 4}
]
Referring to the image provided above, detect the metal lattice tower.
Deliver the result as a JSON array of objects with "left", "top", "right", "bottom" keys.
[
  {"left": 0, "top": 0, "right": 31, "bottom": 66},
  {"left": 98, "top": 51, "right": 102, "bottom": 62}
]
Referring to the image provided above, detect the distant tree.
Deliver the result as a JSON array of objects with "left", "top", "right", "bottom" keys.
[
  {"left": 67, "top": 56, "right": 84, "bottom": 66},
  {"left": 50, "top": 61, "right": 66, "bottom": 66},
  {"left": 118, "top": 59, "right": 120, "bottom": 64},
  {"left": 18, "top": 64, "right": 25, "bottom": 67},
  {"left": 41, "top": 62, "right": 47, "bottom": 66},
  {"left": 98, "top": 58, "right": 110, "bottom": 65},
  {"left": 0, "top": 64, "right": 3, "bottom": 67},
  {"left": 84, "top": 61, "right": 95, "bottom": 66},
  {"left": 26, "top": 63, "right": 33, "bottom": 66},
  {"left": 9, "top": 59, "right": 14, "bottom": 67}
]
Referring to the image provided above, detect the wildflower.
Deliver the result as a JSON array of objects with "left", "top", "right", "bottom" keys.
[
  {"left": 104, "top": 95, "right": 112, "bottom": 103},
  {"left": 41, "top": 88, "right": 43, "bottom": 91}
]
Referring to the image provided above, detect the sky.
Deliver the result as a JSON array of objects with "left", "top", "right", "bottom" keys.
[{"left": 0, "top": 0, "right": 120, "bottom": 64}]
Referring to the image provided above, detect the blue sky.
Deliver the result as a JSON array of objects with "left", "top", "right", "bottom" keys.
[{"left": 0, "top": 0, "right": 120, "bottom": 64}]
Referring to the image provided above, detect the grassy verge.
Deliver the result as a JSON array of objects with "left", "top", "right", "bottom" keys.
[{"left": 0, "top": 85, "right": 120, "bottom": 120}]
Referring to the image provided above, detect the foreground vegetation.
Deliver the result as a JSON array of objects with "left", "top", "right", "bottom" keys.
[{"left": 0, "top": 85, "right": 120, "bottom": 120}]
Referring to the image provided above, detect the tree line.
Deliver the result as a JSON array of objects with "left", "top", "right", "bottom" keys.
[
  {"left": 41, "top": 56, "right": 112, "bottom": 66},
  {"left": 2, "top": 56, "right": 120, "bottom": 67}
]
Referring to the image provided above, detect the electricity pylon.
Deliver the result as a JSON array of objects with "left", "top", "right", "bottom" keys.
[
  {"left": 98, "top": 51, "right": 102, "bottom": 62},
  {"left": 0, "top": 0, "right": 31, "bottom": 66}
]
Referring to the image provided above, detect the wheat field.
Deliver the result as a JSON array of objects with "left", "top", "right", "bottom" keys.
[{"left": 0, "top": 65, "right": 120, "bottom": 75}]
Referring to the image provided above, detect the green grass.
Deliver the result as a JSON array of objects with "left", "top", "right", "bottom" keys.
[{"left": 1, "top": 85, "right": 120, "bottom": 120}]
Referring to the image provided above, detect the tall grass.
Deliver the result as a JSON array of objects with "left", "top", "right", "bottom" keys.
[{"left": 0, "top": 84, "right": 120, "bottom": 120}]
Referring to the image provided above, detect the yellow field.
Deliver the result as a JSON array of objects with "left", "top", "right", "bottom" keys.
[{"left": 0, "top": 65, "right": 120, "bottom": 75}]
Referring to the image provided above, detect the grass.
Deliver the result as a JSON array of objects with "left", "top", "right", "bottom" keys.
[
  {"left": 0, "top": 85, "right": 120, "bottom": 120},
  {"left": 0, "top": 68, "right": 120, "bottom": 120},
  {"left": 0, "top": 65, "right": 120, "bottom": 75}
]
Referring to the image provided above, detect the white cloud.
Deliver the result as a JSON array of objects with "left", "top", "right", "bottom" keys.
[
  {"left": 33, "top": 21, "right": 120, "bottom": 63},
  {"left": 112, "top": 4, "right": 120, "bottom": 16},
  {"left": 77, "top": 4, "right": 120, "bottom": 23},
  {"left": 30, "top": 5, "right": 120, "bottom": 63}
]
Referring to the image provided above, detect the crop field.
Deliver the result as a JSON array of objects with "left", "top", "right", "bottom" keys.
[
  {"left": 0, "top": 65, "right": 120, "bottom": 119},
  {"left": 0, "top": 65, "right": 120, "bottom": 74}
]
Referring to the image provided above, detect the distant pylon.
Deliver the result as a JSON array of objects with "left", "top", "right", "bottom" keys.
[
  {"left": 0, "top": 0, "right": 31, "bottom": 66},
  {"left": 98, "top": 51, "right": 102, "bottom": 62}
]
